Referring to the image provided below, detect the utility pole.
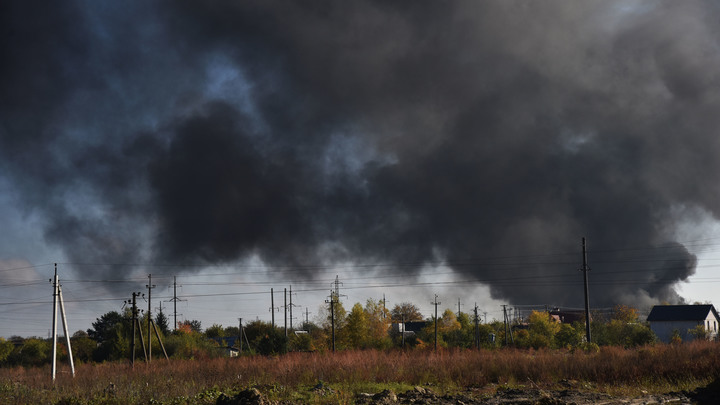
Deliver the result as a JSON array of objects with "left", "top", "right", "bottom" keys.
[
  {"left": 50, "top": 263, "right": 74, "bottom": 382},
  {"left": 581, "top": 237, "right": 592, "bottom": 343},
  {"left": 270, "top": 288, "right": 277, "bottom": 328},
  {"left": 382, "top": 294, "right": 386, "bottom": 318},
  {"left": 128, "top": 292, "right": 148, "bottom": 367},
  {"left": 238, "top": 318, "right": 243, "bottom": 353},
  {"left": 289, "top": 285, "right": 299, "bottom": 330},
  {"left": 457, "top": 298, "right": 462, "bottom": 319},
  {"left": 306, "top": 307, "right": 310, "bottom": 326},
  {"left": 325, "top": 276, "right": 346, "bottom": 353},
  {"left": 431, "top": 294, "right": 441, "bottom": 351},
  {"left": 284, "top": 288, "right": 288, "bottom": 337},
  {"left": 502, "top": 304, "right": 514, "bottom": 346},
  {"left": 473, "top": 303, "right": 480, "bottom": 350},
  {"left": 146, "top": 274, "right": 155, "bottom": 363},
  {"left": 325, "top": 290, "right": 337, "bottom": 352},
  {"left": 167, "top": 276, "right": 185, "bottom": 331},
  {"left": 401, "top": 311, "right": 406, "bottom": 349}
]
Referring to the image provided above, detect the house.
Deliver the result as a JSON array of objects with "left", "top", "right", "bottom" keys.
[
  {"left": 646, "top": 304, "right": 720, "bottom": 343},
  {"left": 392, "top": 321, "right": 428, "bottom": 335},
  {"left": 549, "top": 309, "right": 587, "bottom": 325}
]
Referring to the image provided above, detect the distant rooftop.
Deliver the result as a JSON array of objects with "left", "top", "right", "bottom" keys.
[{"left": 646, "top": 305, "right": 718, "bottom": 322}]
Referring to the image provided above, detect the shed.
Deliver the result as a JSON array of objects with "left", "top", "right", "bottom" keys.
[{"left": 646, "top": 304, "right": 720, "bottom": 343}]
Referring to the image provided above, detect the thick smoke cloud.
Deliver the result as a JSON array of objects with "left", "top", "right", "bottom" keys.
[{"left": 1, "top": 1, "right": 717, "bottom": 305}]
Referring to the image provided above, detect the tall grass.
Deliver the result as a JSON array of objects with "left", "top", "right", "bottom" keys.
[{"left": 1, "top": 342, "right": 719, "bottom": 404}]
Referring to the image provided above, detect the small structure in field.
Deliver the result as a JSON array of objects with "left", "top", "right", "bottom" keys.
[{"left": 646, "top": 304, "right": 720, "bottom": 343}]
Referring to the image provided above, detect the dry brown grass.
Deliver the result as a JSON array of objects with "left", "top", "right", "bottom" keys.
[{"left": 1, "top": 342, "right": 719, "bottom": 404}]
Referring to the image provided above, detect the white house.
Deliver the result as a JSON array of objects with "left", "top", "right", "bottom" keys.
[{"left": 646, "top": 304, "right": 720, "bottom": 343}]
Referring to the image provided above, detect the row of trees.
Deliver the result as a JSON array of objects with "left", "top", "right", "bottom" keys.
[{"left": 0, "top": 301, "right": 685, "bottom": 367}]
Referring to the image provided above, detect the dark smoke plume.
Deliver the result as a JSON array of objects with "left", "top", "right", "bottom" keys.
[{"left": 1, "top": 1, "right": 717, "bottom": 306}]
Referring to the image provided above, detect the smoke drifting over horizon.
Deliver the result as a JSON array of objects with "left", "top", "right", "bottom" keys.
[{"left": 1, "top": 1, "right": 717, "bottom": 307}]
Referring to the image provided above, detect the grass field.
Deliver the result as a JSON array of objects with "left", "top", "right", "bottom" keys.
[{"left": 1, "top": 341, "right": 719, "bottom": 404}]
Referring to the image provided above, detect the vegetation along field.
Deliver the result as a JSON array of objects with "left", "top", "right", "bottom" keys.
[{"left": 2, "top": 303, "right": 720, "bottom": 404}]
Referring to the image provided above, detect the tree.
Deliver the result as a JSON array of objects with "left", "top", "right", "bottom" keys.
[
  {"left": 0, "top": 338, "right": 14, "bottom": 364},
  {"left": 612, "top": 305, "right": 639, "bottom": 323},
  {"left": 205, "top": 323, "right": 226, "bottom": 339},
  {"left": 87, "top": 310, "right": 131, "bottom": 362},
  {"left": 364, "top": 299, "right": 392, "bottom": 349},
  {"left": 391, "top": 303, "right": 423, "bottom": 322},
  {"left": 555, "top": 323, "right": 583, "bottom": 348},
  {"left": 526, "top": 311, "right": 560, "bottom": 349},
  {"left": 688, "top": 324, "right": 709, "bottom": 341},
  {"left": 344, "top": 303, "right": 369, "bottom": 349},
  {"left": 88, "top": 311, "right": 126, "bottom": 343},
  {"left": 178, "top": 319, "right": 202, "bottom": 334},
  {"left": 70, "top": 330, "right": 97, "bottom": 363},
  {"left": 155, "top": 309, "right": 170, "bottom": 336}
]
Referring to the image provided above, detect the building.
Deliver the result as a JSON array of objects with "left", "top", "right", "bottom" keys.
[{"left": 646, "top": 304, "right": 720, "bottom": 343}]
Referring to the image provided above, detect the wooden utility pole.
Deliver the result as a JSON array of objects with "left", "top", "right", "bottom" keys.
[
  {"left": 129, "top": 292, "right": 148, "bottom": 367},
  {"left": 581, "top": 237, "right": 592, "bottom": 343}
]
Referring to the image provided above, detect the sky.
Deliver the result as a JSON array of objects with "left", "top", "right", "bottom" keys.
[{"left": 3, "top": 0, "right": 720, "bottom": 338}]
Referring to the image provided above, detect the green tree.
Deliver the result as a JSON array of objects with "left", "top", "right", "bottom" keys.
[
  {"left": 526, "top": 311, "right": 560, "bottom": 349},
  {"left": 688, "top": 324, "right": 709, "bottom": 341},
  {"left": 446, "top": 312, "right": 474, "bottom": 348},
  {"left": 0, "top": 338, "right": 14, "bottom": 364},
  {"left": 88, "top": 310, "right": 130, "bottom": 362},
  {"left": 205, "top": 323, "right": 226, "bottom": 339},
  {"left": 555, "top": 323, "right": 583, "bottom": 348},
  {"left": 70, "top": 330, "right": 97, "bottom": 363},
  {"left": 155, "top": 309, "right": 170, "bottom": 336},
  {"left": 17, "top": 338, "right": 51, "bottom": 366}
]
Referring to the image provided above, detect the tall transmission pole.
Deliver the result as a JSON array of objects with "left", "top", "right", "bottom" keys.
[
  {"left": 325, "top": 276, "right": 346, "bottom": 352},
  {"left": 284, "top": 288, "right": 288, "bottom": 337},
  {"left": 581, "top": 237, "right": 592, "bottom": 343},
  {"left": 146, "top": 274, "right": 155, "bottom": 362},
  {"left": 167, "top": 276, "right": 185, "bottom": 331},
  {"left": 431, "top": 294, "right": 441, "bottom": 351}
]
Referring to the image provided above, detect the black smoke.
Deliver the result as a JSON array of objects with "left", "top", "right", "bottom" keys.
[{"left": 1, "top": 1, "right": 716, "bottom": 305}]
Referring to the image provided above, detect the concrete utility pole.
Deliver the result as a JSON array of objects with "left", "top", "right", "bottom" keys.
[
  {"left": 431, "top": 294, "right": 441, "bottom": 351},
  {"left": 147, "top": 274, "right": 155, "bottom": 362},
  {"left": 581, "top": 237, "right": 592, "bottom": 343},
  {"left": 50, "top": 263, "right": 74, "bottom": 382}
]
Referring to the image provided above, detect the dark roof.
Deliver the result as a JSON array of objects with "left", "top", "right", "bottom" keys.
[{"left": 646, "top": 305, "right": 719, "bottom": 322}]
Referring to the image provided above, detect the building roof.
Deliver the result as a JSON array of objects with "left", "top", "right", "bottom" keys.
[{"left": 646, "top": 305, "right": 719, "bottom": 322}]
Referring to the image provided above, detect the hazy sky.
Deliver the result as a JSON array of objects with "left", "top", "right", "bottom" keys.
[{"left": 3, "top": 1, "right": 720, "bottom": 337}]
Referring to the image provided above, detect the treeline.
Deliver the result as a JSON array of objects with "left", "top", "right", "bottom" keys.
[{"left": 0, "top": 301, "right": 672, "bottom": 367}]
